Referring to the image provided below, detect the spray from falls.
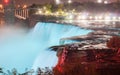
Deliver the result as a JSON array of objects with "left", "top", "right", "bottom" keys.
[{"left": 0, "top": 22, "right": 91, "bottom": 73}]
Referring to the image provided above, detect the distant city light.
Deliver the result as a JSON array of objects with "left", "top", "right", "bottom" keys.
[
  {"left": 55, "top": 0, "right": 61, "bottom": 4},
  {"left": 4, "top": 0, "right": 9, "bottom": 4},
  {"left": 0, "top": 4, "right": 3, "bottom": 9},
  {"left": 81, "top": 15, "right": 87, "bottom": 20},
  {"left": 17, "top": 5, "right": 20, "bottom": 8},
  {"left": 69, "top": 14, "right": 73, "bottom": 19},
  {"left": 77, "top": 16, "right": 81, "bottom": 19},
  {"left": 112, "top": 22, "right": 116, "bottom": 25},
  {"left": 104, "top": 1, "right": 108, "bottom": 4},
  {"left": 97, "top": 0, "right": 102, "bottom": 3},
  {"left": 95, "top": 16, "right": 98, "bottom": 20},
  {"left": 112, "top": 16, "right": 117, "bottom": 20},
  {"left": 68, "top": 0, "right": 72, "bottom": 4},
  {"left": 23, "top": 5, "right": 27, "bottom": 8},
  {"left": 105, "top": 16, "right": 111, "bottom": 20},
  {"left": 119, "top": 17, "right": 120, "bottom": 20},
  {"left": 38, "top": 9, "right": 42, "bottom": 14},
  {"left": 45, "top": 11, "right": 49, "bottom": 14},
  {"left": 98, "top": 16, "right": 103, "bottom": 19},
  {"left": 89, "top": 16, "right": 92, "bottom": 19}
]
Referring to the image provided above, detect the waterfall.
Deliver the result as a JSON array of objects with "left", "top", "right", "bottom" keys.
[
  {"left": 32, "top": 22, "right": 92, "bottom": 70},
  {"left": 0, "top": 22, "right": 92, "bottom": 73}
]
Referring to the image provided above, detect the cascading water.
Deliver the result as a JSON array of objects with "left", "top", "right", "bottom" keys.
[{"left": 0, "top": 22, "right": 92, "bottom": 73}]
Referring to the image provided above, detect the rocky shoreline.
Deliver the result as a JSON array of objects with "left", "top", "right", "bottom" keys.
[{"left": 51, "top": 21, "right": 120, "bottom": 75}]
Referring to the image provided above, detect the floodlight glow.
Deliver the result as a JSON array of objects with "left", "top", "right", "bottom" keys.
[
  {"left": 68, "top": 0, "right": 72, "bottom": 4},
  {"left": 97, "top": 0, "right": 102, "bottom": 3},
  {"left": 112, "top": 16, "right": 117, "bottom": 20},
  {"left": 89, "top": 16, "right": 93, "bottom": 19},
  {"left": 4, "top": 0, "right": 9, "bottom": 4},
  {"left": 55, "top": 0, "right": 61, "bottom": 4},
  {"left": 105, "top": 16, "right": 111, "bottom": 20},
  {"left": 69, "top": 14, "right": 73, "bottom": 19},
  {"left": 81, "top": 15, "right": 86, "bottom": 20},
  {"left": 118, "top": 17, "right": 120, "bottom": 20},
  {"left": 23, "top": 5, "right": 27, "bottom": 8},
  {"left": 95, "top": 16, "right": 98, "bottom": 20},
  {"left": 77, "top": 16, "right": 81, "bottom": 19},
  {"left": 98, "top": 16, "right": 103, "bottom": 19},
  {"left": 38, "top": 9, "right": 42, "bottom": 14},
  {"left": 0, "top": 4, "right": 3, "bottom": 9},
  {"left": 104, "top": 1, "right": 108, "bottom": 4},
  {"left": 56, "top": 12, "right": 59, "bottom": 15},
  {"left": 112, "top": 22, "right": 116, "bottom": 25}
]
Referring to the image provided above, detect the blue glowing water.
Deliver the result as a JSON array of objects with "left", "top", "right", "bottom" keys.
[{"left": 0, "top": 22, "right": 91, "bottom": 73}]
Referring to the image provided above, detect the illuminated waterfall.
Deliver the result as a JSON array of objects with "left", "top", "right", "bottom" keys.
[{"left": 0, "top": 22, "right": 91, "bottom": 73}]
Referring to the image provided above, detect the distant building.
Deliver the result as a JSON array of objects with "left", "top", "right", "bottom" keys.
[{"left": 3, "top": 0, "right": 15, "bottom": 25}]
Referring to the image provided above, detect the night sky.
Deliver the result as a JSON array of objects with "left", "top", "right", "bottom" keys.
[{"left": 0, "top": 0, "right": 118, "bottom": 5}]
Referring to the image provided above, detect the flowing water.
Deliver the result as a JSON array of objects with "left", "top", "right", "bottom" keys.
[{"left": 0, "top": 22, "right": 91, "bottom": 73}]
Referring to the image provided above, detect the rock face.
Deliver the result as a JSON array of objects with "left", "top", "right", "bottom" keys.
[{"left": 53, "top": 46, "right": 120, "bottom": 75}]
